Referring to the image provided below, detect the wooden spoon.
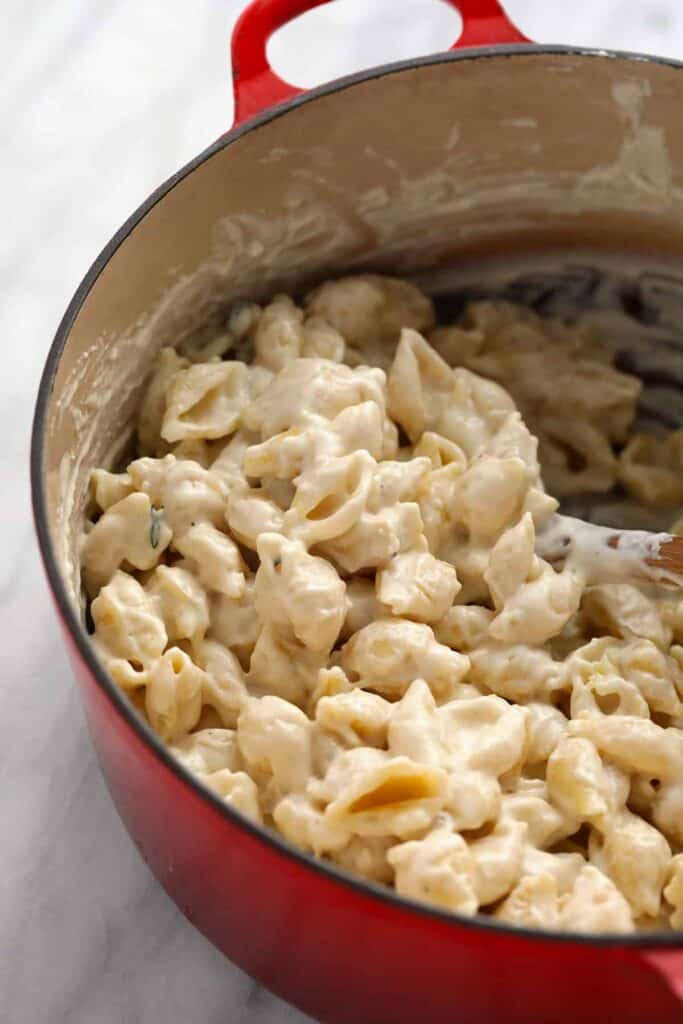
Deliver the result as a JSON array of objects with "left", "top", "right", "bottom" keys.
[{"left": 535, "top": 514, "right": 683, "bottom": 588}]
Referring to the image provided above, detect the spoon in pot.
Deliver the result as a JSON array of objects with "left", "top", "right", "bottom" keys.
[{"left": 535, "top": 514, "right": 683, "bottom": 588}]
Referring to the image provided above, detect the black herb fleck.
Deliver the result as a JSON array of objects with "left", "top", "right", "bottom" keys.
[{"left": 150, "top": 507, "right": 163, "bottom": 549}]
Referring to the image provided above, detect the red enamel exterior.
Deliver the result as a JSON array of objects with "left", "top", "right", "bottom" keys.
[
  {"left": 32, "top": 1, "right": 683, "bottom": 1020},
  {"left": 231, "top": 0, "right": 529, "bottom": 125}
]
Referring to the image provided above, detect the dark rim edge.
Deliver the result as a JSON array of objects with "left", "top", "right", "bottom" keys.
[{"left": 31, "top": 43, "right": 683, "bottom": 954}]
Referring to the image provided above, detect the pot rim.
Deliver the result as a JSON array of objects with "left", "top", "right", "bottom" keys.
[{"left": 31, "top": 43, "right": 683, "bottom": 951}]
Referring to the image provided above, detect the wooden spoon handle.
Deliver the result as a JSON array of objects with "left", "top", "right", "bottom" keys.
[
  {"left": 648, "top": 534, "right": 683, "bottom": 585},
  {"left": 535, "top": 514, "right": 683, "bottom": 588}
]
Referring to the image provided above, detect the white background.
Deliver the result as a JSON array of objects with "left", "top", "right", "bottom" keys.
[{"left": 4, "top": 2, "right": 683, "bottom": 1021}]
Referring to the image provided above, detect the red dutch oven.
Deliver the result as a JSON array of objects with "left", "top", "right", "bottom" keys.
[{"left": 31, "top": 1, "right": 683, "bottom": 1020}]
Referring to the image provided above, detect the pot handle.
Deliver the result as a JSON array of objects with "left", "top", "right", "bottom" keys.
[
  {"left": 230, "top": 0, "right": 531, "bottom": 125},
  {"left": 641, "top": 951, "right": 683, "bottom": 1003}
]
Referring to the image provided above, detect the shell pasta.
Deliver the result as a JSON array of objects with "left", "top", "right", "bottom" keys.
[{"left": 83, "top": 274, "right": 683, "bottom": 933}]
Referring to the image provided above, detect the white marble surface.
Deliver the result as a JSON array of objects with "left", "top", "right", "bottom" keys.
[{"left": 5, "top": 2, "right": 683, "bottom": 1021}]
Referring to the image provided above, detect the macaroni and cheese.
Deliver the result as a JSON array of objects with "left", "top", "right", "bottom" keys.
[{"left": 83, "top": 274, "right": 683, "bottom": 934}]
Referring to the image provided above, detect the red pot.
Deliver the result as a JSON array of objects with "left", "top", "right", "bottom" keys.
[{"left": 31, "top": 1, "right": 683, "bottom": 1020}]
